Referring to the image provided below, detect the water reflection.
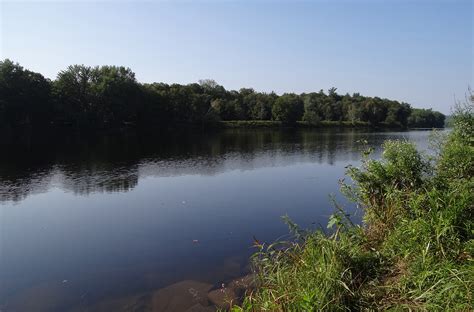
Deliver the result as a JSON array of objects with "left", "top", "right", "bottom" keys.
[{"left": 0, "top": 128, "right": 405, "bottom": 203}]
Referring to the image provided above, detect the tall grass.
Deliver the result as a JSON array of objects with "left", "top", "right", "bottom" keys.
[{"left": 233, "top": 96, "right": 473, "bottom": 311}]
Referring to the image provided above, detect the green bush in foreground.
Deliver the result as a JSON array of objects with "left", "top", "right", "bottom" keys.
[{"left": 234, "top": 98, "right": 473, "bottom": 311}]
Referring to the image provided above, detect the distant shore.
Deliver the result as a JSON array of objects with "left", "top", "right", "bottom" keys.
[
  {"left": 0, "top": 120, "right": 447, "bottom": 134},
  {"left": 211, "top": 120, "right": 446, "bottom": 130}
]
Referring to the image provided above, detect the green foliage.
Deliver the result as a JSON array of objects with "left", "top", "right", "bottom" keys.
[
  {"left": 0, "top": 59, "right": 445, "bottom": 130},
  {"left": 0, "top": 59, "right": 52, "bottom": 126},
  {"left": 272, "top": 93, "right": 303, "bottom": 124},
  {"left": 408, "top": 108, "right": 446, "bottom": 128},
  {"left": 361, "top": 97, "right": 388, "bottom": 125},
  {"left": 249, "top": 92, "right": 274, "bottom": 120},
  {"left": 302, "top": 92, "right": 323, "bottom": 125},
  {"left": 53, "top": 64, "right": 140, "bottom": 126},
  {"left": 241, "top": 98, "right": 473, "bottom": 310},
  {"left": 344, "top": 140, "right": 430, "bottom": 233},
  {"left": 246, "top": 225, "right": 379, "bottom": 311}
]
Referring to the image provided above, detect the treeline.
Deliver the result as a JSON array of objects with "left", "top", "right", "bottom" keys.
[
  {"left": 408, "top": 108, "right": 446, "bottom": 128},
  {"left": 0, "top": 59, "right": 445, "bottom": 129}
]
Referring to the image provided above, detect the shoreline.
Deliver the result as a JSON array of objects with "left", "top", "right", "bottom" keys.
[{"left": 1, "top": 120, "right": 443, "bottom": 133}]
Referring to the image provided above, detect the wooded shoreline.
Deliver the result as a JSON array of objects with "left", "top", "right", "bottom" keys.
[{"left": 1, "top": 60, "right": 446, "bottom": 131}]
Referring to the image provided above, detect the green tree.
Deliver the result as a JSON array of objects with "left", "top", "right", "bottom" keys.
[
  {"left": 138, "top": 83, "right": 171, "bottom": 127},
  {"left": 198, "top": 79, "right": 227, "bottom": 100},
  {"left": 360, "top": 97, "right": 387, "bottom": 125},
  {"left": 53, "top": 64, "right": 97, "bottom": 124},
  {"left": 302, "top": 93, "right": 322, "bottom": 125},
  {"left": 0, "top": 60, "right": 446, "bottom": 130},
  {"left": 54, "top": 65, "right": 140, "bottom": 125},
  {"left": 92, "top": 65, "right": 140, "bottom": 124},
  {"left": 385, "top": 101, "right": 411, "bottom": 127},
  {"left": 408, "top": 108, "right": 445, "bottom": 128},
  {"left": 341, "top": 94, "right": 357, "bottom": 123},
  {"left": 248, "top": 93, "right": 273, "bottom": 120},
  {"left": 272, "top": 93, "right": 303, "bottom": 124},
  {"left": 0, "top": 59, "right": 52, "bottom": 127}
]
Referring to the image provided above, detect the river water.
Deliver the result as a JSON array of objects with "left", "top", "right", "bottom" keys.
[{"left": 0, "top": 128, "right": 437, "bottom": 311}]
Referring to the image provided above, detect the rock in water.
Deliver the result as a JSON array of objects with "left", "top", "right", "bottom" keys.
[
  {"left": 185, "top": 303, "right": 216, "bottom": 312},
  {"left": 207, "top": 287, "right": 238, "bottom": 310},
  {"left": 71, "top": 293, "right": 152, "bottom": 312},
  {"left": 151, "top": 280, "right": 213, "bottom": 312},
  {"left": 228, "top": 274, "right": 256, "bottom": 291}
]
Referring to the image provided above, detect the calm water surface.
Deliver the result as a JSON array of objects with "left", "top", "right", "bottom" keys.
[{"left": 0, "top": 128, "right": 436, "bottom": 311}]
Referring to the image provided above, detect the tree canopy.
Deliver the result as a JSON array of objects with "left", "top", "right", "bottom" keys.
[
  {"left": 407, "top": 108, "right": 446, "bottom": 128},
  {"left": 272, "top": 93, "right": 303, "bottom": 124},
  {"left": 0, "top": 59, "right": 52, "bottom": 127},
  {"left": 0, "top": 59, "right": 446, "bottom": 129}
]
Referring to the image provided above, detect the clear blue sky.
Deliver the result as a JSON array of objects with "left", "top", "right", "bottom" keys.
[{"left": 1, "top": 0, "right": 472, "bottom": 113}]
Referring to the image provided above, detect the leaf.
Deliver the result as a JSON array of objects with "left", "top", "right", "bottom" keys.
[{"left": 327, "top": 214, "right": 341, "bottom": 229}]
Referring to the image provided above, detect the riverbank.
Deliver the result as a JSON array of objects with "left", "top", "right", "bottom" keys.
[
  {"left": 233, "top": 105, "right": 473, "bottom": 310},
  {"left": 214, "top": 120, "right": 373, "bottom": 129},
  {"left": 216, "top": 120, "right": 447, "bottom": 130},
  {"left": 2, "top": 118, "right": 448, "bottom": 134}
]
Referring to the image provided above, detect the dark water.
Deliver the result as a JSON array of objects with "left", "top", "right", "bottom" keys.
[{"left": 0, "top": 128, "right": 436, "bottom": 311}]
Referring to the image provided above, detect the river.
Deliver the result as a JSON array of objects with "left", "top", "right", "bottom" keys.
[{"left": 0, "top": 128, "right": 438, "bottom": 311}]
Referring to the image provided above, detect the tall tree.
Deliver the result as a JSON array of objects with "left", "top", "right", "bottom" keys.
[
  {"left": 0, "top": 59, "right": 52, "bottom": 127},
  {"left": 272, "top": 93, "right": 303, "bottom": 124}
]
